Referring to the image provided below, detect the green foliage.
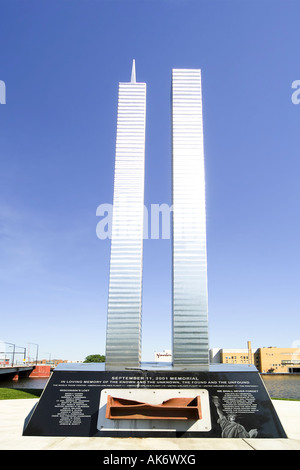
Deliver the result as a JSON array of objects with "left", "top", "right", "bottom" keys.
[{"left": 83, "top": 354, "right": 105, "bottom": 363}]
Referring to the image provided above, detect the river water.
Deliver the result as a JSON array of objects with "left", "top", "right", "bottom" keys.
[
  {"left": 261, "top": 374, "right": 300, "bottom": 400},
  {"left": 1, "top": 374, "right": 300, "bottom": 400}
]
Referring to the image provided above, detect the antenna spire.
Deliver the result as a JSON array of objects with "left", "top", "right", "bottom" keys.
[{"left": 131, "top": 59, "right": 136, "bottom": 83}]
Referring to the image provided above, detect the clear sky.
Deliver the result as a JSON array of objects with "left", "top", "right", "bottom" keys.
[{"left": 0, "top": 0, "right": 299, "bottom": 362}]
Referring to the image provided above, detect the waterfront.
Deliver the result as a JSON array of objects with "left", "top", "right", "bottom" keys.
[
  {"left": 1, "top": 373, "right": 300, "bottom": 400},
  {"left": 0, "top": 377, "right": 50, "bottom": 391},
  {"left": 262, "top": 374, "right": 300, "bottom": 400}
]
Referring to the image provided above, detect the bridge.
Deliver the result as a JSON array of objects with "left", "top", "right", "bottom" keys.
[{"left": 0, "top": 365, "right": 51, "bottom": 381}]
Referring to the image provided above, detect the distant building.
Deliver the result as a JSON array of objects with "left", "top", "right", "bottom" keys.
[
  {"left": 210, "top": 348, "right": 222, "bottom": 363},
  {"left": 38, "top": 359, "right": 68, "bottom": 367},
  {"left": 256, "top": 347, "right": 300, "bottom": 373},
  {"left": 154, "top": 350, "right": 172, "bottom": 362},
  {"left": 212, "top": 349, "right": 256, "bottom": 366},
  {"left": 210, "top": 344, "right": 300, "bottom": 373},
  {"left": 0, "top": 358, "right": 9, "bottom": 365},
  {"left": 210, "top": 341, "right": 256, "bottom": 366}
]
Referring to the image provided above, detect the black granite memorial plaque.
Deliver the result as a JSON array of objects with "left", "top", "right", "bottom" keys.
[{"left": 23, "top": 363, "right": 287, "bottom": 438}]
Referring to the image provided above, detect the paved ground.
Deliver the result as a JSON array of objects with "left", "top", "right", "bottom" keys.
[{"left": 0, "top": 398, "right": 300, "bottom": 450}]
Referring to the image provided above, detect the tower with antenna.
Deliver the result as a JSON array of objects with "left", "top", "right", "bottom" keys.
[{"left": 105, "top": 60, "right": 146, "bottom": 369}]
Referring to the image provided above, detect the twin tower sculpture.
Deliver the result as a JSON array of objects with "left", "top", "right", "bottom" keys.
[{"left": 105, "top": 61, "right": 209, "bottom": 369}]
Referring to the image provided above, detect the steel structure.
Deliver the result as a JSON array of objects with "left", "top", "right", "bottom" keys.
[
  {"left": 105, "top": 61, "right": 146, "bottom": 368},
  {"left": 171, "top": 68, "right": 209, "bottom": 366}
]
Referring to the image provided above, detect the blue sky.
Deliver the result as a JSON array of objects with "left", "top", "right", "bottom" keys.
[{"left": 0, "top": 0, "right": 299, "bottom": 361}]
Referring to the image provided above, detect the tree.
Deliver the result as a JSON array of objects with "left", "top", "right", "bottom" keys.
[{"left": 83, "top": 354, "right": 105, "bottom": 363}]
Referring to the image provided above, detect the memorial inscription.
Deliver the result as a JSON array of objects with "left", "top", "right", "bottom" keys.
[{"left": 23, "top": 365, "right": 287, "bottom": 438}]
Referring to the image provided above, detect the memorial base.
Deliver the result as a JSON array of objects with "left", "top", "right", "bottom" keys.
[{"left": 23, "top": 363, "right": 287, "bottom": 438}]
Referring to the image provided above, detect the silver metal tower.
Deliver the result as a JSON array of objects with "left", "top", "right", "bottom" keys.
[
  {"left": 105, "top": 60, "right": 146, "bottom": 369},
  {"left": 171, "top": 68, "right": 209, "bottom": 366}
]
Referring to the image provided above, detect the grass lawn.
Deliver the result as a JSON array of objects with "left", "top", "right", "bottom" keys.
[
  {"left": 0, "top": 388, "right": 42, "bottom": 400},
  {"left": 272, "top": 397, "right": 300, "bottom": 401}
]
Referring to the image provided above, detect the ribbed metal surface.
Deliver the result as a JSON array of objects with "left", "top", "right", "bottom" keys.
[
  {"left": 105, "top": 71, "right": 146, "bottom": 369},
  {"left": 171, "top": 69, "right": 209, "bottom": 366}
]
